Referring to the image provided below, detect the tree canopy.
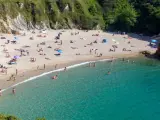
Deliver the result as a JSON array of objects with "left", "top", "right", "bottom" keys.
[
  {"left": 0, "top": 0, "right": 159, "bottom": 35},
  {"left": 98, "top": 0, "right": 160, "bottom": 35}
]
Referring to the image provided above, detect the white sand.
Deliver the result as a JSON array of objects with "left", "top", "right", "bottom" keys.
[{"left": 0, "top": 29, "right": 156, "bottom": 89}]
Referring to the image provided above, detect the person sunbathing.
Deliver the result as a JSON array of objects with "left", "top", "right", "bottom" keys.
[
  {"left": 3, "top": 48, "right": 8, "bottom": 52},
  {"left": 54, "top": 48, "right": 61, "bottom": 51},
  {"left": 30, "top": 37, "right": 34, "bottom": 40},
  {"left": 71, "top": 47, "right": 78, "bottom": 49},
  {"left": 87, "top": 42, "right": 93, "bottom": 45},
  {"left": 48, "top": 46, "right": 52, "bottom": 48},
  {"left": 40, "top": 42, "right": 45, "bottom": 45},
  {"left": 37, "top": 48, "right": 43, "bottom": 52},
  {"left": 93, "top": 40, "right": 97, "bottom": 43},
  {"left": 30, "top": 58, "right": 36, "bottom": 62},
  {"left": 123, "top": 48, "right": 126, "bottom": 51},
  {"left": 109, "top": 49, "right": 114, "bottom": 52},
  {"left": 5, "top": 40, "right": 10, "bottom": 44},
  {"left": 45, "top": 57, "right": 51, "bottom": 60},
  {"left": 11, "top": 41, "right": 17, "bottom": 44},
  {"left": 70, "top": 40, "right": 74, "bottom": 43}
]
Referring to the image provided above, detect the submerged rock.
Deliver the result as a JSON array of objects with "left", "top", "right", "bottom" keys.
[
  {"left": 140, "top": 51, "right": 152, "bottom": 57},
  {"left": 155, "top": 43, "right": 160, "bottom": 58}
]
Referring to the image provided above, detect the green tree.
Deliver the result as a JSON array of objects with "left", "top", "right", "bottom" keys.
[
  {"left": 130, "top": 0, "right": 160, "bottom": 35},
  {"left": 0, "top": 114, "right": 20, "bottom": 120},
  {"left": 105, "top": 0, "right": 137, "bottom": 31}
]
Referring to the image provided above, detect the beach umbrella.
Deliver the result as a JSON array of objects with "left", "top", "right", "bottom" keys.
[
  {"left": 102, "top": 39, "right": 107, "bottom": 43},
  {"left": 14, "top": 55, "right": 20, "bottom": 59},
  {"left": 14, "top": 36, "right": 18, "bottom": 40},
  {"left": 57, "top": 49, "right": 62, "bottom": 54},
  {"left": 151, "top": 39, "right": 157, "bottom": 43}
]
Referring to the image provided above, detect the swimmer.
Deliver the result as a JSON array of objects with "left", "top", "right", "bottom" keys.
[
  {"left": 52, "top": 75, "right": 58, "bottom": 80},
  {"left": 93, "top": 63, "right": 96, "bottom": 67},
  {"left": 107, "top": 71, "right": 111, "bottom": 75},
  {"left": 12, "top": 88, "right": 15, "bottom": 94}
]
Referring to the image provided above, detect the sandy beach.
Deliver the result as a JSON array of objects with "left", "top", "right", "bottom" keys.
[{"left": 0, "top": 29, "right": 156, "bottom": 90}]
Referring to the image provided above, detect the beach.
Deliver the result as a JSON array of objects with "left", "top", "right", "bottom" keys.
[{"left": 0, "top": 30, "right": 156, "bottom": 90}]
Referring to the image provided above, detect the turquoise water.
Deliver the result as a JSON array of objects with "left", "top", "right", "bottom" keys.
[{"left": 0, "top": 57, "right": 160, "bottom": 120}]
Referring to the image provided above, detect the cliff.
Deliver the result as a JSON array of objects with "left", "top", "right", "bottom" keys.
[
  {"left": 0, "top": 0, "right": 159, "bottom": 35},
  {"left": 0, "top": 0, "right": 104, "bottom": 33}
]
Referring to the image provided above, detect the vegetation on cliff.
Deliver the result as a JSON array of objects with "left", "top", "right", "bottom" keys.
[
  {"left": 0, "top": 114, "right": 20, "bottom": 120},
  {"left": 0, "top": 113, "right": 46, "bottom": 120},
  {"left": 0, "top": 0, "right": 159, "bottom": 35}
]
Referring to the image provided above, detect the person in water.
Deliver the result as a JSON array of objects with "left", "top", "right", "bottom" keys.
[
  {"left": 107, "top": 71, "right": 111, "bottom": 75},
  {"left": 12, "top": 88, "right": 15, "bottom": 94},
  {"left": 93, "top": 62, "right": 96, "bottom": 67},
  {"left": 64, "top": 67, "right": 67, "bottom": 71},
  {"left": 52, "top": 75, "right": 58, "bottom": 79}
]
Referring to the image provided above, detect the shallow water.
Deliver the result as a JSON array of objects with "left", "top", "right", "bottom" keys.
[{"left": 0, "top": 57, "right": 160, "bottom": 120}]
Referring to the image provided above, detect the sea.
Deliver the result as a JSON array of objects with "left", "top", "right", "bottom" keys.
[{"left": 0, "top": 57, "right": 160, "bottom": 120}]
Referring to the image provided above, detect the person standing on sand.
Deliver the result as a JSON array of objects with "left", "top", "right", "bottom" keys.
[
  {"left": 0, "top": 89, "right": 2, "bottom": 96},
  {"left": 90, "top": 49, "right": 92, "bottom": 54},
  {"left": 55, "top": 64, "right": 58, "bottom": 70},
  {"left": 44, "top": 64, "right": 46, "bottom": 69},
  {"left": 95, "top": 49, "right": 98, "bottom": 54},
  {"left": 37, "top": 66, "right": 39, "bottom": 70},
  {"left": 27, "top": 51, "right": 29, "bottom": 56},
  {"left": 20, "top": 50, "right": 23, "bottom": 56},
  {"left": 5, "top": 68, "right": 7, "bottom": 75},
  {"left": 16, "top": 69, "right": 18, "bottom": 75},
  {"left": 10, "top": 74, "right": 14, "bottom": 81}
]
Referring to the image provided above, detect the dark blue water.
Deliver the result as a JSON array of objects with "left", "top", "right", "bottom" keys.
[{"left": 0, "top": 57, "right": 160, "bottom": 120}]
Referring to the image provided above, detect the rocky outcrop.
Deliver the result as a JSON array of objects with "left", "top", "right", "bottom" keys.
[
  {"left": 140, "top": 51, "right": 152, "bottom": 57},
  {"left": 155, "top": 43, "right": 160, "bottom": 57},
  {"left": 152, "top": 34, "right": 160, "bottom": 58}
]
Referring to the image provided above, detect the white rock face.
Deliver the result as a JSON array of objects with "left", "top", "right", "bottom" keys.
[
  {"left": 7, "top": 14, "right": 28, "bottom": 31},
  {"left": 20, "top": 3, "right": 24, "bottom": 9},
  {"left": 64, "top": 4, "right": 69, "bottom": 11},
  {"left": 0, "top": 13, "right": 51, "bottom": 32}
]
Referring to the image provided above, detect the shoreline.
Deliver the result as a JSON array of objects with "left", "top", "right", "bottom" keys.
[
  {"left": 1, "top": 52, "right": 140, "bottom": 93},
  {"left": 0, "top": 29, "right": 156, "bottom": 93}
]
